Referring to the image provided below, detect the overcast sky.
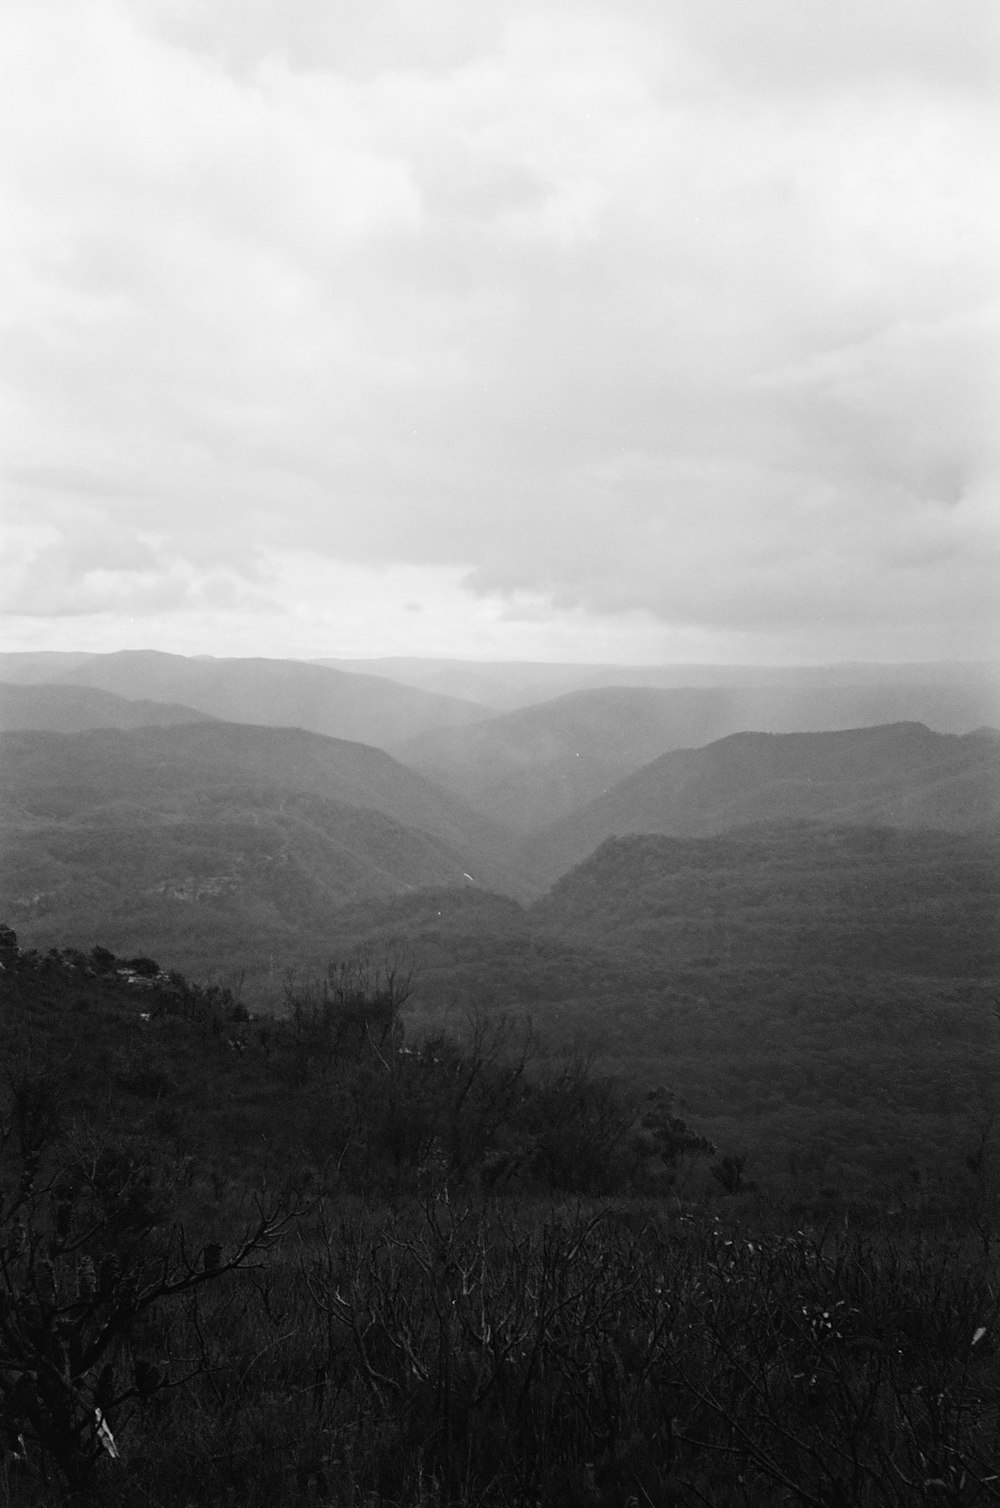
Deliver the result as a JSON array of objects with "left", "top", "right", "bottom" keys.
[{"left": 1, "top": 0, "right": 997, "bottom": 665}]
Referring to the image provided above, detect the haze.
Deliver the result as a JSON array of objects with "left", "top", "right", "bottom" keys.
[{"left": 1, "top": 0, "right": 997, "bottom": 665}]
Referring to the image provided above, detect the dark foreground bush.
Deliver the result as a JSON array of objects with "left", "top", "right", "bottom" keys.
[
  {"left": 4, "top": 1196, "right": 998, "bottom": 1506},
  {"left": 3, "top": 936, "right": 1000, "bottom": 1504}
]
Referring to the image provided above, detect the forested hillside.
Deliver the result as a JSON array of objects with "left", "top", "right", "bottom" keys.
[
  {"left": 3, "top": 712, "right": 997, "bottom": 1201},
  {"left": 0, "top": 682, "right": 213, "bottom": 733},
  {"left": 521, "top": 722, "right": 1000, "bottom": 881},
  {"left": 397, "top": 685, "right": 1000, "bottom": 828},
  {"left": 315, "top": 823, "right": 1000, "bottom": 1199},
  {"left": 0, "top": 722, "right": 522, "bottom": 979}
]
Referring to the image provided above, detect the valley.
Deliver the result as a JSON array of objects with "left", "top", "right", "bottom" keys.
[
  {"left": 1, "top": 649, "right": 1000, "bottom": 1506},
  {"left": 1, "top": 651, "right": 998, "bottom": 1204}
]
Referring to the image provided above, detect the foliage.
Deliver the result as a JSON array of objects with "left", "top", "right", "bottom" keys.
[
  {"left": 10, "top": 815, "right": 999, "bottom": 1200},
  {"left": 3, "top": 924, "right": 1000, "bottom": 1503},
  {"left": 0, "top": 1065, "right": 300, "bottom": 1493}
]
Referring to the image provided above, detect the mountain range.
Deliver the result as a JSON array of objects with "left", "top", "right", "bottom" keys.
[
  {"left": 518, "top": 722, "right": 1000, "bottom": 883},
  {"left": 1, "top": 648, "right": 997, "bottom": 1206},
  {"left": 394, "top": 681, "right": 1000, "bottom": 829},
  {"left": 0, "top": 719, "right": 521, "bottom": 979},
  {"left": 0, "top": 681, "right": 213, "bottom": 733},
  {"left": 4, "top": 653, "right": 997, "bottom": 835},
  {"left": 0, "top": 650, "right": 489, "bottom": 747},
  {"left": 316, "top": 654, "right": 1000, "bottom": 712},
  {"left": 317, "top": 820, "right": 1000, "bottom": 1193},
  {"left": 1, "top": 649, "right": 997, "bottom": 999},
  {"left": 1, "top": 708, "right": 996, "bottom": 985}
]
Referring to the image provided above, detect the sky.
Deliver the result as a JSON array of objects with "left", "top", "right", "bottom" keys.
[{"left": 1, "top": 0, "right": 997, "bottom": 666}]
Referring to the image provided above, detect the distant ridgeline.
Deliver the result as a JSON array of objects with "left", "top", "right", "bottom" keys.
[{"left": 1, "top": 715, "right": 997, "bottom": 987}]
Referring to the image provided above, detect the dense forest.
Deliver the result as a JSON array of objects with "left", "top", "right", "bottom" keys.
[
  {"left": 7, "top": 817, "right": 1000, "bottom": 1201},
  {"left": 319, "top": 824, "right": 1000, "bottom": 1205},
  {"left": 2, "top": 927, "right": 1000, "bottom": 1505}
]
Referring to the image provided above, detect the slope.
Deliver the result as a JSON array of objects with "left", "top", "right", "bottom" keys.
[
  {"left": 394, "top": 682, "right": 1000, "bottom": 830},
  {"left": 532, "top": 824, "right": 1000, "bottom": 974},
  {"left": 520, "top": 723, "right": 1000, "bottom": 883},
  {"left": 15, "top": 650, "right": 493, "bottom": 748},
  {"left": 0, "top": 681, "right": 214, "bottom": 733},
  {"left": 0, "top": 722, "right": 525, "bottom": 984},
  {"left": 309, "top": 820, "right": 1000, "bottom": 1195}
]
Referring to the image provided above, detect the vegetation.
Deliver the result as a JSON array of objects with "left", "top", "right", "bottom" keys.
[
  {"left": 3, "top": 660, "right": 998, "bottom": 1499},
  {"left": 9, "top": 813, "right": 998, "bottom": 1199},
  {"left": 2, "top": 923, "right": 1000, "bottom": 1504},
  {"left": 322, "top": 825, "right": 1000, "bottom": 1203},
  {"left": 0, "top": 719, "right": 516, "bottom": 979},
  {"left": 398, "top": 687, "right": 1000, "bottom": 834},
  {"left": 518, "top": 721, "right": 1000, "bottom": 882}
]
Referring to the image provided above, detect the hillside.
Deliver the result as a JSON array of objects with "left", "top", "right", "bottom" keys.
[
  {"left": 528, "top": 824, "right": 1000, "bottom": 1183},
  {"left": 0, "top": 722, "right": 524, "bottom": 984},
  {"left": 316, "top": 822, "right": 1000, "bottom": 1195},
  {"left": 0, "top": 649, "right": 492, "bottom": 748},
  {"left": 0, "top": 681, "right": 214, "bottom": 732},
  {"left": 520, "top": 722, "right": 1000, "bottom": 882},
  {"left": 532, "top": 824, "right": 1000, "bottom": 976},
  {"left": 4, "top": 813, "right": 998, "bottom": 1196},
  {"left": 393, "top": 681, "right": 1000, "bottom": 829}
]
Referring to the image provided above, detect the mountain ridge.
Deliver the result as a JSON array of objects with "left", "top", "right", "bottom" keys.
[
  {"left": 393, "top": 683, "right": 1000, "bottom": 830},
  {"left": 0, "top": 681, "right": 214, "bottom": 733},
  {"left": 317, "top": 654, "right": 1000, "bottom": 711},
  {"left": 518, "top": 722, "right": 1000, "bottom": 883},
  {"left": 0, "top": 718, "right": 514, "bottom": 864},
  {"left": 0, "top": 650, "right": 494, "bottom": 749},
  {"left": 0, "top": 720, "right": 530, "bottom": 981}
]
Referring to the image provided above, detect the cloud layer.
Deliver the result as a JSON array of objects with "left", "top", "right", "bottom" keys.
[{"left": 1, "top": 0, "right": 997, "bottom": 661}]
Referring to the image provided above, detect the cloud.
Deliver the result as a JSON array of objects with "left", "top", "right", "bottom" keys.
[{"left": 0, "top": 0, "right": 996, "bottom": 660}]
